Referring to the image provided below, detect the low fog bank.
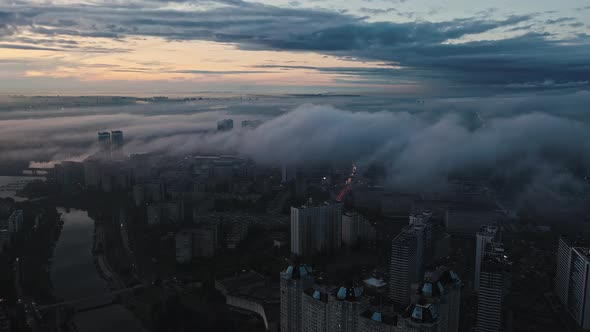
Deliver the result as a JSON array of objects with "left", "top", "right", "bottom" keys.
[{"left": 2, "top": 91, "right": 590, "bottom": 215}]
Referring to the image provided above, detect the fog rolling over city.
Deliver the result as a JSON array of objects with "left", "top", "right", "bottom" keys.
[
  {"left": 3, "top": 0, "right": 590, "bottom": 330},
  {"left": 0, "top": 91, "right": 589, "bottom": 215}
]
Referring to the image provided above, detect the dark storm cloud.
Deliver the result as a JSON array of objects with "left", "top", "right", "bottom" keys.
[{"left": 1, "top": 0, "right": 589, "bottom": 89}]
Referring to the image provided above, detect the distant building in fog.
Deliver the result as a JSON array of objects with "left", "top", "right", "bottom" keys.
[
  {"left": 55, "top": 161, "right": 84, "bottom": 188},
  {"left": 241, "top": 119, "right": 263, "bottom": 129},
  {"left": 111, "top": 130, "right": 124, "bottom": 159},
  {"left": 217, "top": 119, "right": 234, "bottom": 131},
  {"left": 282, "top": 165, "right": 297, "bottom": 183},
  {"left": 98, "top": 131, "right": 111, "bottom": 159}
]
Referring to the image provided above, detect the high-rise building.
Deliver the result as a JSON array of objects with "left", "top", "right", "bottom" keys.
[
  {"left": 111, "top": 130, "right": 124, "bottom": 160},
  {"left": 399, "top": 302, "right": 439, "bottom": 332},
  {"left": 302, "top": 286, "right": 329, "bottom": 332},
  {"left": 290, "top": 200, "right": 343, "bottom": 256},
  {"left": 555, "top": 236, "right": 575, "bottom": 305},
  {"left": 401, "top": 266, "right": 462, "bottom": 332},
  {"left": 408, "top": 212, "right": 434, "bottom": 278},
  {"left": 327, "top": 284, "right": 369, "bottom": 332},
  {"left": 55, "top": 161, "right": 85, "bottom": 188},
  {"left": 191, "top": 223, "right": 218, "bottom": 258},
  {"left": 389, "top": 229, "right": 418, "bottom": 306},
  {"left": 98, "top": 131, "right": 111, "bottom": 159},
  {"left": 280, "top": 261, "right": 314, "bottom": 332},
  {"left": 555, "top": 236, "right": 590, "bottom": 329},
  {"left": 476, "top": 242, "right": 511, "bottom": 332},
  {"left": 217, "top": 119, "right": 234, "bottom": 131},
  {"left": 83, "top": 159, "right": 102, "bottom": 188},
  {"left": 475, "top": 224, "right": 500, "bottom": 291},
  {"left": 282, "top": 165, "right": 297, "bottom": 183},
  {"left": 342, "top": 212, "right": 376, "bottom": 247},
  {"left": 433, "top": 232, "right": 451, "bottom": 262},
  {"left": 567, "top": 247, "right": 590, "bottom": 329},
  {"left": 175, "top": 231, "right": 193, "bottom": 263},
  {"left": 7, "top": 210, "right": 23, "bottom": 233},
  {"left": 174, "top": 224, "right": 218, "bottom": 262},
  {"left": 0, "top": 230, "right": 10, "bottom": 254}
]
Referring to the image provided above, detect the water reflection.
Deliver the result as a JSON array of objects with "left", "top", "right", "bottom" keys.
[{"left": 51, "top": 208, "right": 109, "bottom": 301}]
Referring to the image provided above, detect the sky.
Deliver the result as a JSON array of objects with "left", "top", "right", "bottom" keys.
[{"left": 0, "top": 0, "right": 589, "bottom": 95}]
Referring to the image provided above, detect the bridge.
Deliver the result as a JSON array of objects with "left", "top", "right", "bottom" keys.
[{"left": 38, "top": 284, "right": 147, "bottom": 311}]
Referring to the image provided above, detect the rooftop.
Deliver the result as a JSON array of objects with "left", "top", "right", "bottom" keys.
[
  {"left": 477, "top": 223, "right": 499, "bottom": 236},
  {"left": 299, "top": 198, "right": 342, "bottom": 209},
  {"left": 333, "top": 283, "right": 363, "bottom": 302},
  {"left": 392, "top": 228, "right": 417, "bottom": 245},
  {"left": 281, "top": 261, "right": 312, "bottom": 281},
  {"left": 574, "top": 247, "right": 590, "bottom": 261},
  {"left": 363, "top": 277, "right": 387, "bottom": 288},
  {"left": 403, "top": 302, "right": 437, "bottom": 324},
  {"left": 409, "top": 212, "right": 433, "bottom": 225},
  {"left": 304, "top": 287, "right": 328, "bottom": 303},
  {"left": 360, "top": 310, "right": 397, "bottom": 326}
]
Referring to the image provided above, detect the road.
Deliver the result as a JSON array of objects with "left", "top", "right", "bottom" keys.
[{"left": 337, "top": 164, "right": 356, "bottom": 202}]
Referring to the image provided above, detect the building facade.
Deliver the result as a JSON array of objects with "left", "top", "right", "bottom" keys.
[
  {"left": 97, "top": 131, "right": 111, "bottom": 159},
  {"left": 342, "top": 212, "right": 376, "bottom": 247},
  {"left": 327, "top": 285, "right": 369, "bottom": 332},
  {"left": 302, "top": 287, "right": 329, "bottom": 332},
  {"left": 7, "top": 210, "right": 23, "bottom": 233},
  {"left": 111, "top": 130, "right": 124, "bottom": 160},
  {"left": 476, "top": 243, "right": 510, "bottom": 332},
  {"left": 290, "top": 200, "right": 343, "bottom": 256},
  {"left": 389, "top": 229, "right": 418, "bottom": 306},
  {"left": 280, "top": 262, "right": 314, "bottom": 332},
  {"left": 475, "top": 223, "right": 500, "bottom": 291},
  {"left": 554, "top": 236, "right": 590, "bottom": 329}
]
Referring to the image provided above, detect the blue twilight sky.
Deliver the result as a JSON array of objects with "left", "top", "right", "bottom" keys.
[{"left": 0, "top": 0, "right": 589, "bottom": 95}]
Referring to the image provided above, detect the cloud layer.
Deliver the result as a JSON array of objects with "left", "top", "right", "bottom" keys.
[
  {"left": 1, "top": 0, "right": 589, "bottom": 91},
  {"left": 2, "top": 92, "right": 590, "bottom": 214}
]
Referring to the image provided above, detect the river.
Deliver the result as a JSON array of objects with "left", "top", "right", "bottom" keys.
[{"left": 50, "top": 207, "right": 109, "bottom": 301}]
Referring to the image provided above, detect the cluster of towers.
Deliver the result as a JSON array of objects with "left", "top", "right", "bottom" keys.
[
  {"left": 97, "top": 130, "right": 125, "bottom": 160},
  {"left": 280, "top": 259, "right": 462, "bottom": 332},
  {"left": 285, "top": 198, "right": 519, "bottom": 332}
]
